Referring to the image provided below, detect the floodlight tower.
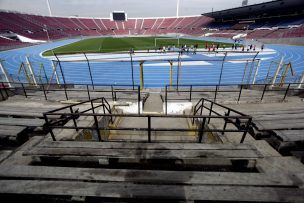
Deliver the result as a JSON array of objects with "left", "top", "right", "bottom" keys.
[
  {"left": 46, "top": 0, "right": 52, "bottom": 16},
  {"left": 176, "top": 0, "right": 180, "bottom": 17}
]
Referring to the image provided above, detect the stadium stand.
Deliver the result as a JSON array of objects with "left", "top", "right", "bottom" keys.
[
  {"left": 1, "top": 1, "right": 304, "bottom": 202},
  {"left": 1, "top": 0, "right": 304, "bottom": 49}
]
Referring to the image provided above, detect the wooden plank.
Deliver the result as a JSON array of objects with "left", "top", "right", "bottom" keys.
[
  {"left": 36, "top": 140, "right": 254, "bottom": 150},
  {"left": 0, "top": 150, "right": 12, "bottom": 163},
  {"left": 0, "top": 137, "right": 44, "bottom": 166},
  {"left": 274, "top": 130, "right": 304, "bottom": 142},
  {"left": 24, "top": 147, "right": 262, "bottom": 159},
  {"left": 256, "top": 157, "right": 304, "bottom": 174},
  {"left": 253, "top": 113, "right": 304, "bottom": 121},
  {"left": 0, "top": 165, "right": 297, "bottom": 187},
  {"left": 0, "top": 110, "right": 44, "bottom": 118},
  {"left": 0, "top": 125, "right": 26, "bottom": 137},
  {"left": 254, "top": 120, "right": 304, "bottom": 131},
  {"left": 0, "top": 180, "right": 303, "bottom": 202},
  {"left": 251, "top": 140, "right": 281, "bottom": 157},
  {"left": 0, "top": 117, "right": 45, "bottom": 127}
]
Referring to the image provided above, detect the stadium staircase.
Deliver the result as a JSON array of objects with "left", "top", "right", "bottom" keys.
[{"left": 0, "top": 84, "right": 304, "bottom": 202}]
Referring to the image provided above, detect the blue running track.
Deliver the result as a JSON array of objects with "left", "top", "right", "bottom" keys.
[{"left": 0, "top": 38, "right": 303, "bottom": 88}]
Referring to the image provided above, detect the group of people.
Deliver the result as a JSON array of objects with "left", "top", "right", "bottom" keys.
[
  {"left": 128, "top": 42, "right": 265, "bottom": 55},
  {"left": 180, "top": 44, "right": 198, "bottom": 54}
]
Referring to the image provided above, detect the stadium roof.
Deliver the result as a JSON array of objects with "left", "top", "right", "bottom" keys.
[{"left": 203, "top": 0, "right": 304, "bottom": 21}]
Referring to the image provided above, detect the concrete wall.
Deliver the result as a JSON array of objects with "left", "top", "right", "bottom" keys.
[{"left": 259, "top": 37, "right": 304, "bottom": 46}]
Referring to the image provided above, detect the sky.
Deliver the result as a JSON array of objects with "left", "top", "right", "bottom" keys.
[{"left": 0, "top": 0, "right": 274, "bottom": 18}]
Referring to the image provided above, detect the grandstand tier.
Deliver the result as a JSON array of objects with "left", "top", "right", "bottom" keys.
[{"left": 1, "top": 7, "right": 304, "bottom": 49}]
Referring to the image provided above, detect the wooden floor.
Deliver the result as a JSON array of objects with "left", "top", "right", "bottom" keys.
[
  {"left": 225, "top": 102, "right": 304, "bottom": 165},
  {"left": 0, "top": 136, "right": 303, "bottom": 202},
  {"left": 0, "top": 86, "right": 304, "bottom": 202}
]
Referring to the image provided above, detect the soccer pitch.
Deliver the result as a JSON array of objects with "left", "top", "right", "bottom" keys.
[{"left": 43, "top": 37, "right": 233, "bottom": 56}]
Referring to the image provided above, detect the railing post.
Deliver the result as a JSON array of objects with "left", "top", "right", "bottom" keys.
[
  {"left": 86, "top": 85, "right": 91, "bottom": 100},
  {"left": 208, "top": 102, "right": 213, "bottom": 124},
  {"left": 90, "top": 100, "right": 102, "bottom": 141},
  {"left": 148, "top": 116, "right": 151, "bottom": 143},
  {"left": 90, "top": 100, "right": 95, "bottom": 113},
  {"left": 69, "top": 106, "right": 78, "bottom": 131},
  {"left": 111, "top": 85, "right": 114, "bottom": 101},
  {"left": 214, "top": 85, "right": 218, "bottom": 102},
  {"left": 165, "top": 86, "right": 168, "bottom": 115},
  {"left": 240, "top": 118, "right": 252, "bottom": 143},
  {"left": 198, "top": 117, "right": 206, "bottom": 143},
  {"left": 138, "top": 86, "right": 140, "bottom": 115},
  {"left": 21, "top": 83, "right": 27, "bottom": 98},
  {"left": 282, "top": 83, "right": 290, "bottom": 102},
  {"left": 83, "top": 53, "right": 95, "bottom": 90},
  {"left": 189, "top": 85, "right": 192, "bottom": 101},
  {"left": 41, "top": 83, "right": 47, "bottom": 100},
  {"left": 222, "top": 109, "right": 230, "bottom": 135},
  {"left": 200, "top": 99, "right": 204, "bottom": 116},
  {"left": 93, "top": 115, "right": 102, "bottom": 142},
  {"left": 64, "top": 84, "right": 68, "bottom": 100},
  {"left": 43, "top": 114, "right": 56, "bottom": 141},
  {"left": 237, "top": 85, "right": 243, "bottom": 103},
  {"left": 261, "top": 84, "right": 267, "bottom": 101}
]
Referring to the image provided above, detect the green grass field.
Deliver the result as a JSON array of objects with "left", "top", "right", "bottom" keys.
[{"left": 43, "top": 37, "right": 233, "bottom": 56}]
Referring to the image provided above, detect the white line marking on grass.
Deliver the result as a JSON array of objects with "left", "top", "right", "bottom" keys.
[{"left": 145, "top": 61, "right": 212, "bottom": 66}]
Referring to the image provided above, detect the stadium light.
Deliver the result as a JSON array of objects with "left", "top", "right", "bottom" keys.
[
  {"left": 46, "top": 0, "right": 52, "bottom": 16},
  {"left": 176, "top": 0, "right": 180, "bottom": 17}
]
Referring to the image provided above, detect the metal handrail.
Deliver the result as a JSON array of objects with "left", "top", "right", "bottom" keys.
[
  {"left": 44, "top": 97, "right": 252, "bottom": 144},
  {"left": 0, "top": 82, "right": 141, "bottom": 113},
  {"left": 164, "top": 82, "right": 304, "bottom": 114}
]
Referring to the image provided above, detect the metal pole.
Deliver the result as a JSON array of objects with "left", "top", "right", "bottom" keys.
[
  {"left": 297, "top": 71, "right": 304, "bottom": 88},
  {"left": 148, "top": 116, "right": 151, "bottom": 143},
  {"left": 139, "top": 61, "right": 144, "bottom": 90},
  {"left": 240, "top": 118, "right": 252, "bottom": 143},
  {"left": 176, "top": 0, "right": 180, "bottom": 17},
  {"left": 41, "top": 84, "right": 47, "bottom": 100},
  {"left": 41, "top": 64, "right": 49, "bottom": 84},
  {"left": 282, "top": 84, "right": 290, "bottom": 101},
  {"left": 261, "top": 84, "right": 267, "bottom": 101},
  {"left": 246, "top": 52, "right": 259, "bottom": 85},
  {"left": 198, "top": 117, "right": 206, "bottom": 143},
  {"left": 214, "top": 85, "right": 218, "bottom": 102},
  {"left": 271, "top": 56, "right": 284, "bottom": 87},
  {"left": 241, "top": 60, "right": 249, "bottom": 85},
  {"left": 51, "top": 60, "right": 60, "bottom": 85},
  {"left": 176, "top": 51, "right": 181, "bottom": 90},
  {"left": 83, "top": 53, "right": 94, "bottom": 90},
  {"left": 138, "top": 86, "right": 141, "bottom": 114},
  {"left": 222, "top": 109, "right": 230, "bottom": 135},
  {"left": 44, "top": 114, "right": 56, "bottom": 141},
  {"left": 218, "top": 52, "right": 228, "bottom": 86},
  {"left": 165, "top": 86, "right": 168, "bottom": 115},
  {"left": 169, "top": 60, "right": 173, "bottom": 90},
  {"left": 252, "top": 60, "right": 261, "bottom": 84},
  {"left": 86, "top": 85, "right": 91, "bottom": 100},
  {"left": 70, "top": 106, "right": 78, "bottom": 132},
  {"left": 25, "top": 56, "right": 38, "bottom": 86},
  {"left": 54, "top": 53, "right": 68, "bottom": 100},
  {"left": 0, "top": 59, "right": 12, "bottom": 87},
  {"left": 130, "top": 53, "right": 135, "bottom": 90},
  {"left": 21, "top": 82, "right": 27, "bottom": 98},
  {"left": 189, "top": 85, "right": 192, "bottom": 101},
  {"left": 237, "top": 85, "right": 243, "bottom": 103},
  {"left": 46, "top": 0, "right": 52, "bottom": 16}
]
